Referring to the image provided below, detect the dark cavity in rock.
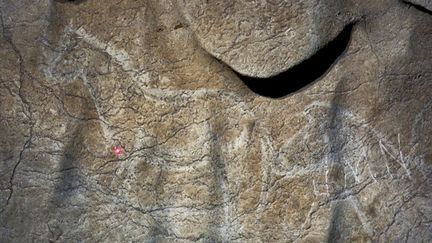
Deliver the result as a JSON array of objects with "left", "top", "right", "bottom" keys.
[{"left": 233, "top": 23, "right": 354, "bottom": 98}]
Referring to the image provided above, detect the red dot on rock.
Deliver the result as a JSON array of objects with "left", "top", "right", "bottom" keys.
[{"left": 112, "top": 146, "right": 124, "bottom": 155}]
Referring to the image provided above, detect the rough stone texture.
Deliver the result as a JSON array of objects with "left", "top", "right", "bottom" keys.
[
  {"left": 177, "top": 0, "right": 357, "bottom": 77},
  {"left": 0, "top": 0, "right": 431, "bottom": 242}
]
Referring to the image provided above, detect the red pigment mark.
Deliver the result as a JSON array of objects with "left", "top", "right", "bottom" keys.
[{"left": 112, "top": 145, "right": 124, "bottom": 156}]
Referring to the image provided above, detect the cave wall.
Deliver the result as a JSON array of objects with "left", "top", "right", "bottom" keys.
[{"left": 0, "top": 0, "right": 431, "bottom": 242}]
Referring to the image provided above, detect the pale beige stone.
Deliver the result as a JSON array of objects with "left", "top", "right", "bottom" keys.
[{"left": 0, "top": 0, "right": 431, "bottom": 242}]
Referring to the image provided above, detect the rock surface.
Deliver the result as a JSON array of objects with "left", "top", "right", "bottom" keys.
[{"left": 0, "top": 0, "right": 431, "bottom": 242}]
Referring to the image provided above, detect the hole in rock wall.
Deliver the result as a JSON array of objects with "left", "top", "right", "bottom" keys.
[
  {"left": 54, "top": 0, "right": 87, "bottom": 4},
  {"left": 232, "top": 23, "right": 354, "bottom": 98},
  {"left": 402, "top": 1, "right": 432, "bottom": 15}
]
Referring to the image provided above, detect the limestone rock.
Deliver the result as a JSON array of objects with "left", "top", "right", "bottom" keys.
[{"left": 0, "top": 0, "right": 431, "bottom": 242}]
